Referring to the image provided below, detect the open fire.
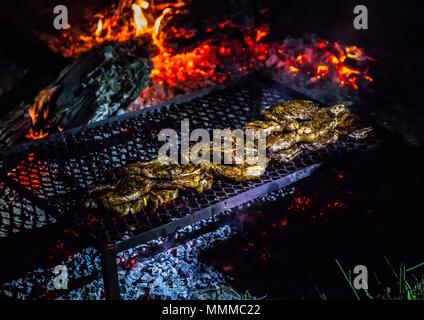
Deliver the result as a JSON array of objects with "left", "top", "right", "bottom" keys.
[
  {"left": 26, "top": 0, "right": 373, "bottom": 140},
  {"left": 25, "top": 86, "right": 58, "bottom": 140}
]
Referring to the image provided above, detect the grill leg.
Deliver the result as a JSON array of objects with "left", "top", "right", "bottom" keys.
[{"left": 101, "top": 245, "right": 120, "bottom": 300}]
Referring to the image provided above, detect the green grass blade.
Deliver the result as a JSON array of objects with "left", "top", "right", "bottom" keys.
[{"left": 335, "top": 259, "right": 360, "bottom": 301}]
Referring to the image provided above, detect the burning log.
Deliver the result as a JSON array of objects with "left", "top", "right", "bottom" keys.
[
  {"left": 0, "top": 41, "right": 151, "bottom": 147},
  {"left": 50, "top": 41, "right": 151, "bottom": 127}
]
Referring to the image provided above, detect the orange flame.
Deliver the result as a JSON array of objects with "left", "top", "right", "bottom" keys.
[
  {"left": 274, "top": 40, "right": 373, "bottom": 91},
  {"left": 74, "top": 0, "right": 188, "bottom": 56},
  {"left": 95, "top": 19, "right": 103, "bottom": 38},
  {"left": 26, "top": 86, "right": 58, "bottom": 140}
]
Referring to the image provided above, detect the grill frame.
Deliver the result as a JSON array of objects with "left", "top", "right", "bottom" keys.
[{"left": 0, "top": 73, "right": 378, "bottom": 299}]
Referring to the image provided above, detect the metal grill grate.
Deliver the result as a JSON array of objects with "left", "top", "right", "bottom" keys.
[{"left": 0, "top": 75, "right": 376, "bottom": 248}]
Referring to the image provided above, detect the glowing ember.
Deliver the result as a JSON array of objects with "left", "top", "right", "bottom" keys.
[
  {"left": 131, "top": 26, "right": 271, "bottom": 108},
  {"left": 288, "top": 196, "right": 313, "bottom": 212},
  {"left": 50, "top": 0, "right": 372, "bottom": 95},
  {"left": 151, "top": 43, "right": 222, "bottom": 88},
  {"left": 271, "top": 39, "right": 373, "bottom": 91},
  {"left": 7, "top": 153, "right": 49, "bottom": 191}
]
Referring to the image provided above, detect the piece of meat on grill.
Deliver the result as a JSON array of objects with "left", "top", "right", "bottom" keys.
[
  {"left": 265, "top": 103, "right": 372, "bottom": 162},
  {"left": 262, "top": 100, "right": 321, "bottom": 123},
  {"left": 122, "top": 160, "right": 181, "bottom": 179},
  {"left": 127, "top": 160, "right": 214, "bottom": 193},
  {"left": 267, "top": 131, "right": 299, "bottom": 152},
  {"left": 123, "top": 159, "right": 212, "bottom": 180},
  {"left": 108, "top": 195, "right": 150, "bottom": 216},
  {"left": 83, "top": 160, "right": 215, "bottom": 214},
  {"left": 246, "top": 120, "right": 285, "bottom": 135},
  {"left": 212, "top": 162, "right": 268, "bottom": 182},
  {"left": 269, "top": 145, "right": 302, "bottom": 163},
  {"left": 83, "top": 177, "right": 153, "bottom": 209},
  {"left": 154, "top": 173, "right": 214, "bottom": 193},
  {"left": 149, "top": 189, "right": 179, "bottom": 208}
]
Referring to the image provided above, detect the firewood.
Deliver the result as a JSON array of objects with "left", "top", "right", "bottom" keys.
[{"left": 0, "top": 41, "right": 152, "bottom": 148}]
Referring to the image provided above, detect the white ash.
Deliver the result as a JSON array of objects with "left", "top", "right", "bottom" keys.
[
  {"left": 0, "top": 184, "right": 56, "bottom": 238},
  {"left": 1, "top": 187, "right": 292, "bottom": 300}
]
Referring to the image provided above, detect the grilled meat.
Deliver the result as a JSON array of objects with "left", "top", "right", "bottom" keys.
[
  {"left": 83, "top": 177, "right": 152, "bottom": 209},
  {"left": 212, "top": 162, "right": 268, "bottom": 182},
  {"left": 123, "top": 160, "right": 182, "bottom": 179},
  {"left": 266, "top": 103, "right": 368, "bottom": 158},
  {"left": 269, "top": 145, "right": 301, "bottom": 163},
  {"left": 245, "top": 120, "right": 287, "bottom": 135},
  {"left": 262, "top": 100, "right": 320, "bottom": 122},
  {"left": 154, "top": 172, "right": 214, "bottom": 193},
  {"left": 267, "top": 131, "right": 299, "bottom": 152},
  {"left": 108, "top": 195, "right": 150, "bottom": 216},
  {"left": 85, "top": 160, "right": 213, "bottom": 214},
  {"left": 150, "top": 189, "right": 179, "bottom": 208}
]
